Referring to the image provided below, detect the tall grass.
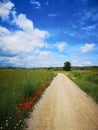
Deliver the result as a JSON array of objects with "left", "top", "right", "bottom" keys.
[
  {"left": 63, "top": 70, "right": 98, "bottom": 102},
  {"left": 0, "top": 68, "right": 55, "bottom": 130}
]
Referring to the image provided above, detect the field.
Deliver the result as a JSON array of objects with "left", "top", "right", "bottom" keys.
[
  {"left": 63, "top": 69, "right": 98, "bottom": 102},
  {"left": 0, "top": 67, "right": 98, "bottom": 130},
  {"left": 0, "top": 68, "right": 55, "bottom": 130}
]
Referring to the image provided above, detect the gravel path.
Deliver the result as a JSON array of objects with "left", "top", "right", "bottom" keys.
[{"left": 25, "top": 73, "right": 98, "bottom": 130}]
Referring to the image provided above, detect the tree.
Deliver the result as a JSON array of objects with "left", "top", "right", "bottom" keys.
[{"left": 64, "top": 61, "right": 71, "bottom": 71}]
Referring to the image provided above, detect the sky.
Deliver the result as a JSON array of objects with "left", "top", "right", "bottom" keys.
[{"left": 0, "top": 0, "right": 98, "bottom": 67}]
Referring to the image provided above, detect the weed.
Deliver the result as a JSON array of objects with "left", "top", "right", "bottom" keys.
[
  {"left": 63, "top": 70, "right": 98, "bottom": 102},
  {"left": 0, "top": 69, "right": 55, "bottom": 130}
]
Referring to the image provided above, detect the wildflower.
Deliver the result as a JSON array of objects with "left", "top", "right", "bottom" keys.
[
  {"left": 0, "top": 127, "right": 3, "bottom": 130},
  {"left": 33, "top": 97, "right": 37, "bottom": 101},
  {"left": 6, "top": 120, "right": 8, "bottom": 122},
  {"left": 21, "top": 124, "right": 24, "bottom": 127},
  {"left": 19, "top": 103, "right": 24, "bottom": 107},
  {"left": 16, "top": 123, "right": 19, "bottom": 126},
  {"left": 19, "top": 120, "right": 22, "bottom": 122},
  {"left": 29, "top": 102, "right": 32, "bottom": 106},
  {"left": 25, "top": 102, "right": 31, "bottom": 109}
]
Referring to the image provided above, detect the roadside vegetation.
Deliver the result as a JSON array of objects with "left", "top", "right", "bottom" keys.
[
  {"left": 0, "top": 66, "right": 98, "bottom": 129},
  {"left": 63, "top": 68, "right": 98, "bottom": 103},
  {"left": 0, "top": 68, "right": 55, "bottom": 130}
]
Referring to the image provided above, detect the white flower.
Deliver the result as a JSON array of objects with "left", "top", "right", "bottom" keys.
[
  {"left": 16, "top": 123, "right": 19, "bottom": 126},
  {"left": 0, "top": 127, "right": 3, "bottom": 130},
  {"left": 21, "top": 124, "right": 24, "bottom": 127},
  {"left": 6, "top": 120, "right": 8, "bottom": 122}
]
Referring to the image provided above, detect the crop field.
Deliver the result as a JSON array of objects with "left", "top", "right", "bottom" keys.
[
  {"left": 64, "top": 69, "right": 98, "bottom": 103},
  {"left": 0, "top": 68, "right": 55, "bottom": 130}
]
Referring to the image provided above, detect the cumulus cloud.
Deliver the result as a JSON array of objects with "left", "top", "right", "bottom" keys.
[
  {"left": 72, "top": 61, "right": 92, "bottom": 66},
  {"left": 56, "top": 42, "right": 67, "bottom": 52},
  {"left": 81, "top": 43, "right": 95, "bottom": 53},
  {"left": 0, "top": 51, "right": 53, "bottom": 67},
  {"left": 1, "top": 1, "right": 97, "bottom": 68},
  {"left": 84, "top": 61, "right": 92, "bottom": 65},
  {"left": 39, "top": 51, "right": 51, "bottom": 59},
  {"left": 12, "top": 14, "right": 34, "bottom": 32},
  {"left": 0, "top": 1, "right": 51, "bottom": 67},
  {"left": 0, "top": 13, "right": 49, "bottom": 54},
  {"left": 0, "top": 1, "right": 14, "bottom": 20},
  {"left": 30, "top": 0, "right": 41, "bottom": 9}
]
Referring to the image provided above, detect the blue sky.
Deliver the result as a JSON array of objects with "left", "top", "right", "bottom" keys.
[{"left": 0, "top": 0, "right": 98, "bottom": 67}]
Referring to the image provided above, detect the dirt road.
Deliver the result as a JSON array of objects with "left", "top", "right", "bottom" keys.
[{"left": 25, "top": 73, "right": 98, "bottom": 130}]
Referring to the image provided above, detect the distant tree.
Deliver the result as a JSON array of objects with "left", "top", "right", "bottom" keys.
[{"left": 64, "top": 61, "right": 71, "bottom": 71}]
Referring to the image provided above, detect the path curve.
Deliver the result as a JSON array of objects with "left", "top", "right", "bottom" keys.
[{"left": 25, "top": 73, "right": 98, "bottom": 130}]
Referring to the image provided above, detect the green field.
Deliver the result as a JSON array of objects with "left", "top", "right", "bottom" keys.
[
  {"left": 0, "top": 67, "right": 98, "bottom": 130},
  {"left": 0, "top": 68, "right": 55, "bottom": 130},
  {"left": 63, "top": 69, "right": 98, "bottom": 103}
]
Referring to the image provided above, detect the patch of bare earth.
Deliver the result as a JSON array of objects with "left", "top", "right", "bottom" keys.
[{"left": 25, "top": 73, "right": 98, "bottom": 130}]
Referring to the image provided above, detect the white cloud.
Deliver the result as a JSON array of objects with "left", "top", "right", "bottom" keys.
[
  {"left": 0, "top": 25, "right": 10, "bottom": 35},
  {"left": 72, "top": 61, "right": 90, "bottom": 66},
  {"left": 12, "top": 13, "right": 34, "bottom": 32},
  {"left": 43, "top": 42, "right": 67, "bottom": 52},
  {"left": 48, "top": 13, "right": 60, "bottom": 17},
  {"left": 81, "top": 43, "right": 95, "bottom": 53},
  {"left": 79, "top": 9, "right": 98, "bottom": 26},
  {"left": 0, "top": 51, "right": 53, "bottom": 67},
  {"left": 56, "top": 42, "right": 67, "bottom": 52},
  {"left": 0, "top": 56, "right": 22, "bottom": 66},
  {"left": 0, "top": 1, "right": 97, "bottom": 68},
  {"left": 0, "top": 13, "right": 49, "bottom": 54},
  {"left": 84, "top": 61, "right": 92, "bottom": 65},
  {"left": 39, "top": 51, "right": 51, "bottom": 59},
  {"left": 30, "top": 0, "right": 41, "bottom": 9},
  {"left": 0, "top": 1, "right": 51, "bottom": 67},
  {"left": 82, "top": 24, "right": 97, "bottom": 31},
  {"left": 0, "top": 1, "right": 14, "bottom": 20}
]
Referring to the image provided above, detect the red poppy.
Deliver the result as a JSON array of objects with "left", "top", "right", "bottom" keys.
[{"left": 19, "top": 103, "right": 24, "bottom": 107}]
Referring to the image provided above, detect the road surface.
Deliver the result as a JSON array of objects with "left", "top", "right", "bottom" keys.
[{"left": 25, "top": 73, "right": 98, "bottom": 130}]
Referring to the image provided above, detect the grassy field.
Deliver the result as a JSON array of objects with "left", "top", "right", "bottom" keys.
[
  {"left": 63, "top": 69, "right": 98, "bottom": 103},
  {"left": 0, "top": 67, "right": 98, "bottom": 129},
  {"left": 0, "top": 68, "right": 55, "bottom": 130}
]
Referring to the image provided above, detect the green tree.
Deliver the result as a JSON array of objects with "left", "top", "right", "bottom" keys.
[{"left": 64, "top": 61, "right": 71, "bottom": 71}]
